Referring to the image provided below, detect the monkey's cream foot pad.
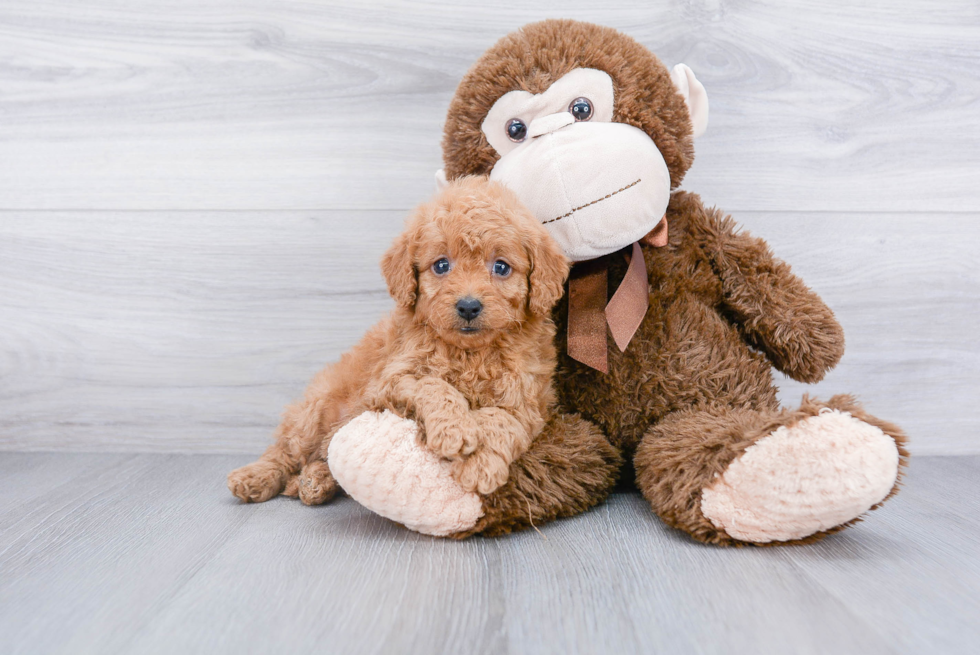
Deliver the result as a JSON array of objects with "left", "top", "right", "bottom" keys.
[
  {"left": 327, "top": 410, "right": 484, "bottom": 537},
  {"left": 700, "top": 409, "right": 900, "bottom": 543}
]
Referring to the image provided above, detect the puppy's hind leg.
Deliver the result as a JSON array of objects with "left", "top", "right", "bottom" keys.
[
  {"left": 228, "top": 389, "right": 339, "bottom": 504},
  {"left": 297, "top": 460, "right": 339, "bottom": 506},
  {"left": 229, "top": 318, "right": 384, "bottom": 504},
  {"left": 228, "top": 433, "right": 303, "bottom": 504}
]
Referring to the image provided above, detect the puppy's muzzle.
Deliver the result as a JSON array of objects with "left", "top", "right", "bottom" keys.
[{"left": 456, "top": 297, "right": 483, "bottom": 322}]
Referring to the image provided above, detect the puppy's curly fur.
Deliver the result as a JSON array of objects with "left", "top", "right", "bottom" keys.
[{"left": 228, "top": 177, "right": 570, "bottom": 504}]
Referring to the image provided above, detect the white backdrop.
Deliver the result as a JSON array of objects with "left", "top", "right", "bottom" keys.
[{"left": 1, "top": 0, "right": 978, "bottom": 454}]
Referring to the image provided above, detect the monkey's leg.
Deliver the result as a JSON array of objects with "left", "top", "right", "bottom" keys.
[
  {"left": 634, "top": 396, "right": 909, "bottom": 546},
  {"left": 327, "top": 411, "right": 621, "bottom": 537},
  {"left": 454, "top": 413, "right": 622, "bottom": 538}
]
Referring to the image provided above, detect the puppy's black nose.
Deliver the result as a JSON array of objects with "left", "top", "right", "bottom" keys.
[{"left": 456, "top": 297, "right": 483, "bottom": 321}]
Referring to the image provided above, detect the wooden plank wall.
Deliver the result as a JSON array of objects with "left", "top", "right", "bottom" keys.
[{"left": 2, "top": 0, "right": 978, "bottom": 454}]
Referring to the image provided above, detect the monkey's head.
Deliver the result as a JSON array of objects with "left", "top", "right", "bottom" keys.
[{"left": 440, "top": 20, "right": 708, "bottom": 262}]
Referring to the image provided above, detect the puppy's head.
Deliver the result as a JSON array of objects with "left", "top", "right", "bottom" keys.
[{"left": 381, "top": 177, "right": 569, "bottom": 349}]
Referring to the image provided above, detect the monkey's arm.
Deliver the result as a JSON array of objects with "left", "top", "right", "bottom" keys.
[{"left": 691, "top": 203, "right": 845, "bottom": 383}]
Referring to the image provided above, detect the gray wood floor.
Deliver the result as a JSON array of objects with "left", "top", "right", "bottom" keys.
[{"left": 1, "top": 453, "right": 977, "bottom": 655}]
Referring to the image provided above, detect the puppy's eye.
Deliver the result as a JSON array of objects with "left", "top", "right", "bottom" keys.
[
  {"left": 506, "top": 118, "right": 527, "bottom": 142},
  {"left": 492, "top": 260, "right": 511, "bottom": 277},
  {"left": 432, "top": 258, "right": 451, "bottom": 275},
  {"left": 569, "top": 97, "right": 593, "bottom": 122}
]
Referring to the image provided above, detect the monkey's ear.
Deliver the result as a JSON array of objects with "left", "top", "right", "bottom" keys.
[
  {"left": 527, "top": 230, "right": 571, "bottom": 316},
  {"left": 670, "top": 63, "right": 709, "bottom": 138},
  {"left": 380, "top": 228, "right": 418, "bottom": 308}
]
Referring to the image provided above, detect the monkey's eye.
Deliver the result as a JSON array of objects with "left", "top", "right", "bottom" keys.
[
  {"left": 569, "top": 97, "right": 593, "bottom": 121},
  {"left": 432, "top": 258, "right": 451, "bottom": 275},
  {"left": 506, "top": 118, "right": 527, "bottom": 142},
  {"left": 492, "top": 260, "right": 511, "bottom": 277}
]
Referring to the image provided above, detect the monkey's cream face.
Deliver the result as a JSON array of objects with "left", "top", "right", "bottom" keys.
[{"left": 482, "top": 68, "right": 673, "bottom": 262}]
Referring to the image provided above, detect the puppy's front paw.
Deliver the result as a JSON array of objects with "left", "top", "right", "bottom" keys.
[
  {"left": 422, "top": 419, "right": 478, "bottom": 460},
  {"left": 451, "top": 449, "right": 510, "bottom": 495},
  {"left": 227, "top": 462, "right": 286, "bottom": 503}
]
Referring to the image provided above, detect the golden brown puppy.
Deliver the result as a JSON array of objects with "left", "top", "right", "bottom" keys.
[{"left": 228, "top": 176, "right": 569, "bottom": 505}]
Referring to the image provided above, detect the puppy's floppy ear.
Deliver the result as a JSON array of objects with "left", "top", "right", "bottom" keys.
[
  {"left": 380, "top": 227, "right": 418, "bottom": 308},
  {"left": 526, "top": 229, "right": 570, "bottom": 316}
]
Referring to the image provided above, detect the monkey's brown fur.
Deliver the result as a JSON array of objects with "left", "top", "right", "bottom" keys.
[
  {"left": 443, "top": 21, "right": 694, "bottom": 190},
  {"left": 440, "top": 20, "right": 909, "bottom": 544},
  {"left": 635, "top": 394, "right": 909, "bottom": 546},
  {"left": 228, "top": 177, "right": 613, "bottom": 504}
]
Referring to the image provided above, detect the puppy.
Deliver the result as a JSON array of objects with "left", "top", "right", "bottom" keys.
[{"left": 228, "top": 177, "right": 569, "bottom": 505}]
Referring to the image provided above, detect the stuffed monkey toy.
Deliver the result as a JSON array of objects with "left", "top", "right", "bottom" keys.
[{"left": 326, "top": 19, "right": 910, "bottom": 544}]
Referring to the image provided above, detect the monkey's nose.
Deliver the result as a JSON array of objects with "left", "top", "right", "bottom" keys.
[
  {"left": 528, "top": 112, "right": 575, "bottom": 138},
  {"left": 456, "top": 297, "right": 483, "bottom": 321}
]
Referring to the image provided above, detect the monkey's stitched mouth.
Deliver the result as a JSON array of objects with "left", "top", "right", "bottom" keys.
[{"left": 542, "top": 178, "right": 641, "bottom": 225}]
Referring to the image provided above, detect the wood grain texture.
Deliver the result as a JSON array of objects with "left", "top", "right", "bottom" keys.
[
  {"left": 0, "top": 210, "right": 399, "bottom": 452},
  {"left": 1, "top": 1, "right": 978, "bottom": 455},
  {"left": 2, "top": 210, "right": 977, "bottom": 454},
  {"left": 0, "top": 0, "right": 977, "bottom": 211},
  {"left": 0, "top": 453, "right": 976, "bottom": 654}
]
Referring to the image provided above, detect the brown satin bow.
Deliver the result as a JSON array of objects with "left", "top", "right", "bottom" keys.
[{"left": 567, "top": 216, "right": 668, "bottom": 373}]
